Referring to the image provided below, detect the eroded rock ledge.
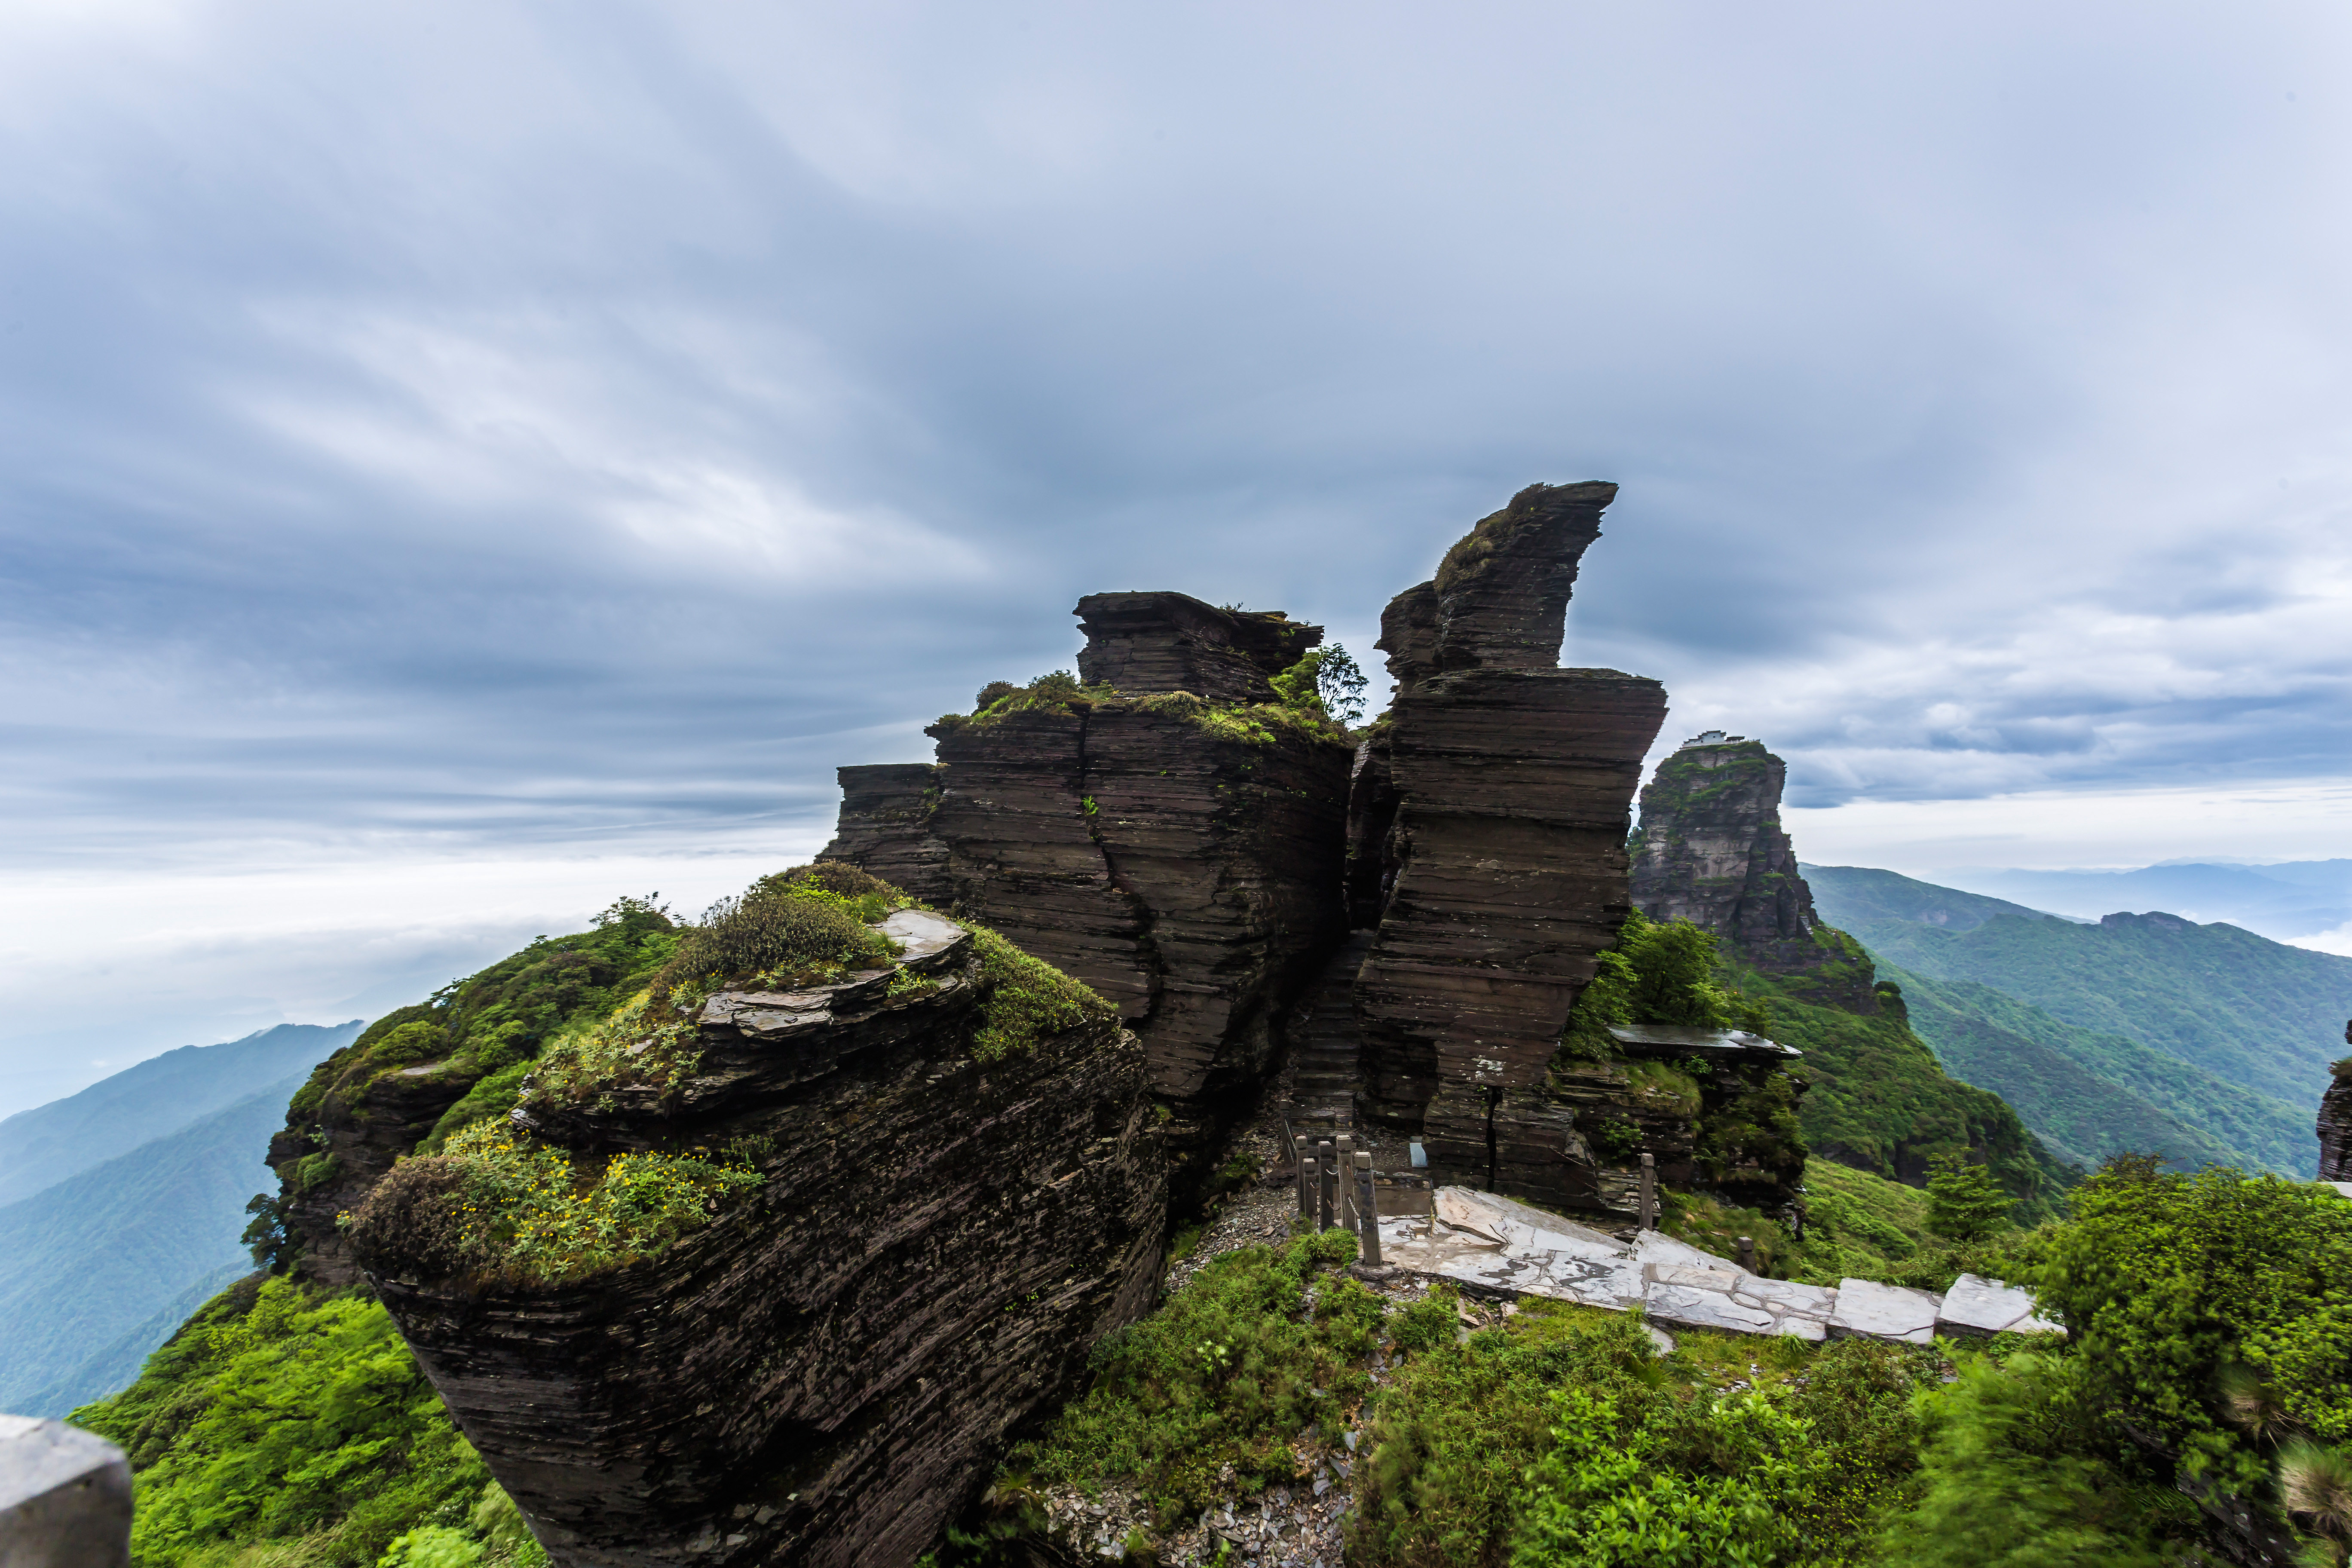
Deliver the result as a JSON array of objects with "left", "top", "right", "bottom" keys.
[{"left": 356, "top": 913, "right": 1166, "bottom": 1568}]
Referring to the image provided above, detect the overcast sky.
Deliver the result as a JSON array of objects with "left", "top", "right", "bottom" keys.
[{"left": 3, "top": 0, "right": 2349, "bottom": 1114}]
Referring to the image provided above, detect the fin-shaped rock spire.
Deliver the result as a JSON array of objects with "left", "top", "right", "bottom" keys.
[{"left": 1352, "top": 481, "right": 1671, "bottom": 1207}]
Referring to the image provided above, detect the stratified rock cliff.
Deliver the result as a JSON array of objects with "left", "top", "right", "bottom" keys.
[
  {"left": 817, "top": 763, "right": 950, "bottom": 904},
  {"left": 1627, "top": 734, "right": 1872, "bottom": 1008},
  {"left": 2320, "top": 1025, "right": 2352, "bottom": 1182},
  {"left": 1350, "top": 483, "right": 1671, "bottom": 1207},
  {"left": 352, "top": 907, "right": 1165, "bottom": 1568},
  {"left": 817, "top": 595, "right": 1355, "bottom": 1167}
]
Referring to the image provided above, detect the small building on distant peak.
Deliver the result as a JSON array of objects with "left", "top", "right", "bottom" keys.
[{"left": 1680, "top": 729, "right": 1747, "bottom": 748}]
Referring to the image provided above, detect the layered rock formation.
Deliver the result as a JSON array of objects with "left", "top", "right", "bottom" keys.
[
  {"left": 2320, "top": 1023, "right": 2352, "bottom": 1183},
  {"left": 1349, "top": 483, "right": 1671, "bottom": 1208},
  {"left": 819, "top": 594, "right": 1354, "bottom": 1164},
  {"left": 1629, "top": 735, "right": 1876, "bottom": 1009},
  {"left": 354, "top": 911, "right": 1166, "bottom": 1568},
  {"left": 1072, "top": 592, "right": 1321, "bottom": 701},
  {"left": 817, "top": 764, "right": 949, "bottom": 904}
]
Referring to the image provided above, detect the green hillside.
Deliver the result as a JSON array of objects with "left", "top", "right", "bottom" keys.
[
  {"left": 0, "top": 1021, "right": 361, "bottom": 1207},
  {"left": 1799, "top": 864, "right": 2063, "bottom": 932},
  {"left": 1726, "top": 956, "right": 2075, "bottom": 1222},
  {"left": 1885, "top": 963, "right": 2308, "bottom": 1176},
  {"left": 1848, "top": 910, "right": 2351, "bottom": 1112},
  {"left": 0, "top": 1073, "right": 307, "bottom": 1415}
]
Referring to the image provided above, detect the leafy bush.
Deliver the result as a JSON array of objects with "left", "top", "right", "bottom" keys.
[
  {"left": 649, "top": 876, "right": 897, "bottom": 1004},
  {"left": 347, "top": 1124, "right": 766, "bottom": 1287},
  {"left": 968, "top": 924, "right": 1115, "bottom": 1060},
  {"left": 1559, "top": 912, "right": 1771, "bottom": 1061},
  {"left": 1008, "top": 1231, "right": 1366, "bottom": 1521},
  {"left": 72, "top": 1279, "right": 496, "bottom": 1568},
  {"left": 2033, "top": 1157, "right": 2352, "bottom": 1486},
  {"left": 1873, "top": 1353, "right": 2184, "bottom": 1568}
]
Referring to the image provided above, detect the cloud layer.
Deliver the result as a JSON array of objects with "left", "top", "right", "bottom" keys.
[{"left": 3, "top": 0, "right": 2349, "bottom": 1107}]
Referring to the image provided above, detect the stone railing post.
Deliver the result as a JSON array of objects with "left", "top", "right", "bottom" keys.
[
  {"left": 1317, "top": 1140, "right": 1336, "bottom": 1230},
  {"left": 1298, "top": 1157, "right": 1317, "bottom": 1220},
  {"left": 1638, "top": 1153, "right": 1657, "bottom": 1231},
  {"left": 0, "top": 1415, "right": 132, "bottom": 1568},
  {"left": 1737, "top": 1236, "right": 1755, "bottom": 1273},
  {"left": 1332, "top": 1134, "right": 1355, "bottom": 1227},
  {"left": 1355, "top": 1152, "right": 1381, "bottom": 1265}
]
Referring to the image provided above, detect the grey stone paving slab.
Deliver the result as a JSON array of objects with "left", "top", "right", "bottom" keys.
[
  {"left": 1938, "top": 1273, "right": 2040, "bottom": 1336},
  {"left": 1829, "top": 1279, "right": 1941, "bottom": 1344},
  {"left": 1378, "top": 1188, "right": 2055, "bottom": 1350}
]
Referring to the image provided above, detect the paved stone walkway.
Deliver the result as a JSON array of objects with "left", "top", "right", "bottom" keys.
[{"left": 1378, "top": 1187, "right": 2062, "bottom": 1344}]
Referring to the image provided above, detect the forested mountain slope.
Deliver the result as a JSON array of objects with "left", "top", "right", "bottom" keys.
[
  {"left": 0, "top": 1073, "right": 305, "bottom": 1415},
  {"left": 1808, "top": 866, "right": 2344, "bottom": 1176},
  {"left": 0, "top": 1020, "right": 361, "bottom": 1207}
]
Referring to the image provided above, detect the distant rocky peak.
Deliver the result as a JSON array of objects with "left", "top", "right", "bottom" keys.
[
  {"left": 1073, "top": 590, "right": 1322, "bottom": 704},
  {"left": 1628, "top": 735, "right": 1876, "bottom": 1009}
]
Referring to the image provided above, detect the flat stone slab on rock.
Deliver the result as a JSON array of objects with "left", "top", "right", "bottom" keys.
[{"left": 878, "top": 908, "right": 971, "bottom": 971}]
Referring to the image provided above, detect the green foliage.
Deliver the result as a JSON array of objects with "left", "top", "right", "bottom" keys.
[
  {"left": 1508, "top": 1387, "right": 1828, "bottom": 1567},
  {"left": 1874, "top": 1353, "right": 2183, "bottom": 1568},
  {"left": 72, "top": 1278, "right": 498, "bottom": 1568},
  {"left": 346, "top": 1124, "right": 765, "bottom": 1288},
  {"left": 1354, "top": 1303, "right": 1937, "bottom": 1567},
  {"left": 968, "top": 923, "right": 1116, "bottom": 1061},
  {"left": 1559, "top": 912, "right": 1772, "bottom": 1060},
  {"left": 2034, "top": 1158, "right": 2352, "bottom": 1485},
  {"left": 1738, "top": 960, "right": 2072, "bottom": 1225},
  {"left": 950, "top": 670, "right": 1121, "bottom": 729},
  {"left": 1269, "top": 644, "right": 1369, "bottom": 727},
  {"left": 1009, "top": 1231, "right": 1368, "bottom": 1521},
  {"left": 1831, "top": 901, "right": 2352, "bottom": 1164},
  {"left": 1925, "top": 1152, "right": 2015, "bottom": 1243},
  {"left": 648, "top": 872, "right": 897, "bottom": 1004}
]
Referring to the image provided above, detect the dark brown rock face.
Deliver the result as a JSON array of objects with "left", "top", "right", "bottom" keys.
[
  {"left": 817, "top": 763, "right": 950, "bottom": 904},
  {"left": 270, "top": 1043, "right": 472, "bottom": 1289},
  {"left": 2321, "top": 1027, "right": 2352, "bottom": 1182},
  {"left": 359, "top": 929, "right": 1166, "bottom": 1568},
  {"left": 816, "top": 597, "right": 1354, "bottom": 1166},
  {"left": 1073, "top": 591, "right": 1320, "bottom": 702},
  {"left": 1627, "top": 735, "right": 1874, "bottom": 1008},
  {"left": 916, "top": 696, "right": 1351, "bottom": 1157},
  {"left": 1351, "top": 483, "right": 1670, "bottom": 1210}
]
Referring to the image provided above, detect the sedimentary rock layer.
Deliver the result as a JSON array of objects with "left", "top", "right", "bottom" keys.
[
  {"left": 2320, "top": 1030, "right": 2352, "bottom": 1182},
  {"left": 360, "top": 924, "right": 1166, "bottom": 1568},
  {"left": 818, "top": 764, "right": 950, "bottom": 905},
  {"left": 1073, "top": 591, "right": 1320, "bottom": 703},
  {"left": 1351, "top": 481, "right": 1671, "bottom": 1213},
  {"left": 1356, "top": 668, "right": 1669, "bottom": 1182},
  {"left": 919, "top": 695, "right": 1351, "bottom": 1154},
  {"left": 1628, "top": 737, "right": 1875, "bottom": 1008}
]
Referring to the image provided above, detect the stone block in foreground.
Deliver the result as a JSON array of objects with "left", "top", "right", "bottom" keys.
[{"left": 0, "top": 1415, "right": 132, "bottom": 1568}]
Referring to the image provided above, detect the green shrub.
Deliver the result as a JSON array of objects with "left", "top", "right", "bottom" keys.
[
  {"left": 73, "top": 1279, "right": 491, "bottom": 1568},
  {"left": 968, "top": 924, "right": 1115, "bottom": 1060},
  {"left": 1559, "top": 912, "right": 1771, "bottom": 1062},
  {"left": 649, "top": 878, "right": 897, "bottom": 1003},
  {"left": 1008, "top": 1232, "right": 1367, "bottom": 1521},
  {"left": 2033, "top": 1157, "right": 2352, "bottom": 1485},
  {"left": 1874, "top": 1354, "right": 2180, "bottom": 1568},
  {"left": 346, "top": 1124, "right": 766, "bottom": 1288}
]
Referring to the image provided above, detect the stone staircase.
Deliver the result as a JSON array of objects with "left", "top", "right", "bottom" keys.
[{"left": 1283, "top": 931, "right": 1375, "bottom": 1129}]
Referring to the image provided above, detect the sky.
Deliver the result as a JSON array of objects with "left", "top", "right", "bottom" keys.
[{"left": 3, "top": 0, "right": 2349, "bottom": 1115}]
